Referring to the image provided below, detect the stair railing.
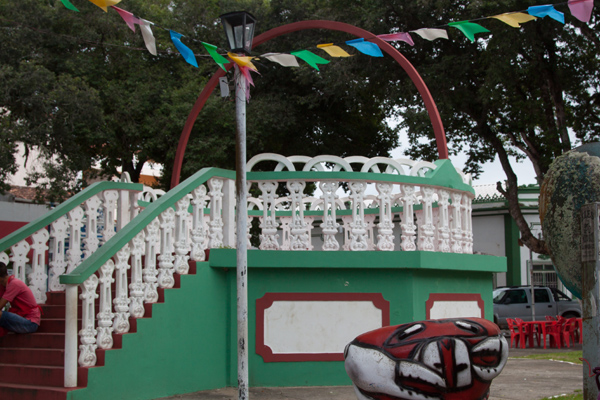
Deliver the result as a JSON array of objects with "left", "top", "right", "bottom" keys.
[
  {"left": 59, "top": 167, "right": 236, "bottom": 387},
  {"left": 0, "top": 180, "right": 146, "bottom": 304}
]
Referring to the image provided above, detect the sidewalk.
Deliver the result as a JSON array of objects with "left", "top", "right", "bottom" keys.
[{"left": 159, "top": 344, "right": 584, "bottom": 400}]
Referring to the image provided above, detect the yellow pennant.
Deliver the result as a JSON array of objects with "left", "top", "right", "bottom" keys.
[
  {"left": 228, "top": 52, "right": 258, "bottom": 71},
  {"left": 492, "top": 12, "right": 537, "bottom": 28},
  {"left": 317, "top": 43, "right": 352, "bottom": 57},
  {"left": 88, "top": 0, "right": 122, "bottom": 12}
]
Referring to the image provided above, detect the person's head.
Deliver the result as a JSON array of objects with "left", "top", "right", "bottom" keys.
[{"left": 0, "top": 262, "right": 8, "bottom": 287}]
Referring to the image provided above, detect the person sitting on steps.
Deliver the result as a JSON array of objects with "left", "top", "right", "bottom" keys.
[{"left": 0, "top": 262, "right": 41, "bottom": 337}]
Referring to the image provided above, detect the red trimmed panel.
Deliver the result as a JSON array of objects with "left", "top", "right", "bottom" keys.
[
  {"left": 256, "top": 292, "right": 389, "bottom": 362},
  {"left": 425, "top": 293, "right": 485, "bottom": 320}
]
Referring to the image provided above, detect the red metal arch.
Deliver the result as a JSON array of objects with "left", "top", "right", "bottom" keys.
[{"left": 171, "top": 20, "right": 448, "bottom": 188}]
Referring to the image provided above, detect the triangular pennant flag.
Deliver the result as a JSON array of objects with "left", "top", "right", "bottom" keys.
[
  {"left": 88, "top": 0, "right": 121, "bottom": 12},
  {"left": 60, "top": 0, "right": 79, "bottom": 12},
  {"left": 317, "top": 43, "right": 352, "bottom": 57},
  {"left": 228, "top": 53, "right": 258, "bottom": 71},
  {"left": 111, "top": 6, "right": 139, "bottom": 32},
  {"left": 411, "top": 28, "right": 449, "bottom": 41},
  {"left": 290, "top": 50, "right": 330, "bottom": 71},
  {"left": 492, "top": 12, "right": 537, "bottom": 28},
  {"left": 139, "top": 19, "right": 157, "bottom": 55},
  {"left": 448, "top": 21, "right": 490, "bottom": 42},
  {"left": 528, "top": 5, "right": 565, "bottom": 24},
  {"left": 569, "top": 0, "right": 594, "bottom": 23},
  {"left": 345, "top": 38, "right": 383, "bottom": 57},
  {"left": 377, "top": 32, "right": 414, "bottom": 46},
  {"left": 261, "top": 53, "right": 300, "bottom": 67},
  {"left": 202, "top": 42, "right": 230, "bottom": 71},
  {"left": 170, "top": 30, "right": 198, "bottom": 68}
]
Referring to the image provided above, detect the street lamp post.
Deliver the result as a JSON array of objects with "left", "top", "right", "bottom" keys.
[{"left": 220, "top": 11, "right": 256, "bottom": 400}]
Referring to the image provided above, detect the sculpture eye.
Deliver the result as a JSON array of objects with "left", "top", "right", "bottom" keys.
[
  {"left": 455, "top": 320, "right": 482, "bottom": 334},
  {"left": 385, "top": 323, "right": 425, "bottom": 346}
]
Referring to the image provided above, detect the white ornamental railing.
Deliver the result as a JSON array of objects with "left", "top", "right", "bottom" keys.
[{"left": 2, "top": 154, "right": 474, "bottom": 388}]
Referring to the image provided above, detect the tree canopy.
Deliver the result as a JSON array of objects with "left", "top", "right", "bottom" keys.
[{"left": 1, "top": 0, "right": 599, "bottom": 253}]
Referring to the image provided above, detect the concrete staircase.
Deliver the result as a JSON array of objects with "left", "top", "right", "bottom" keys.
[{"left": 0, "top": 262, "right": 196, "bottom": 400}]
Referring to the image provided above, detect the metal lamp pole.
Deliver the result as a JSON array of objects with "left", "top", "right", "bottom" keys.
[{"left": 220, "top": 11, "right": 256, "bottom": 400}]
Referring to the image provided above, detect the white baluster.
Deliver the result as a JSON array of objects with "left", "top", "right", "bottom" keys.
[
  {"left": 78, "top": 274, "right": 99, "bottom": 367},
  {"left": 29, "top": 229, "right": 49, "bottom": 303},
  {"left": 113, "top": 245, "right": 131, "bottom": 334},
  {"left": 157, "top": 208, "right": 175, "bottom": 288},
  {"left": 10, "top": 240, "right": 30, "bottom": 282},
  {"left": 462, "top": 194, "right": 474, "bottom": 254},
  {"left": 0, "top": 252, "right": 8, "bottom": 266},
  {"left": 66, "top": 206, "right": 84, "bottom": 273},
  {"left": 97, "top": 260, "right": 115, "bottom": 350},
  {"left": 48, "top": 216, "right": 69, "bottom": 291},
  {"left": 437, "top": 189, "right": 452, "bottom": 253},
  {"left": 208, "top": 178, "right": 224, "bottom": 248},
  {"left": 450, "top": 192, "right": 464, "bottom": 253},
  {"left": 400, "top": 184, "right": 417, "bottom": 251},
  {"left": 174, "top": 196, "right": 191, "bottom": 274},
  {"left": 117, "top": 188, "right": 131, "bottom": 231},
  {"left": 348, "top": 181, "right": 369, "bottom": 251},
  {"left": 418, "top": 187, "right": 436, "bottom": 251},
  {"left": 101, "top": 190, "right": 119, "bottom": 244},
  {"left": 287, "top": 180, "right": 311, "bottom": 250},
  {"left": 83, "top": 195, "right": 102, "bottom": 258},
  {"left": 320, "top": 181, "right": 340, "bottom": 251},
  {"left": 364, "top": 214, "right": 376, "bottom": 250},
  {"left": 375, "top": 183, "right": 395, "bottom": 251},
  {"left": 190, "top": 185, "right": 209, "bottom": 261},
  {"left": 129, "top": 231, "right": 146, "bottom": 318},
  {"left": 279, "top": 217, "right": 291, "bottom": 250},
  {"left": 143, "top": 218, "right": 160, "bottom": 303},
  {"left": 258, "top": 181, "right": 280, "bottom": 250}
]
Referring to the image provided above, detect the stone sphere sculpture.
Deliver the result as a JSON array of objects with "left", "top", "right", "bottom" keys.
[
  {"left": 540, "top": 142, "right": 600, "bottom": 299},
  {"left": 344, "top": 318, "right": 508, "bottom": 400}
]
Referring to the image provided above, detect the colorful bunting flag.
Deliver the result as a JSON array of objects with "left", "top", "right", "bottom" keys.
[
  {"left": 317, "top": 43, "right": 352, "bottom": 57},
  {"left": 170, "top": 31, "right": 198, "bottom": 67},
  {"left": 411, "top": 28, "right": 449, "bottom": 41},
  {"left": 88, "top": 0, "right": 122, "bottom": 12},
  {"left": 261, "top": 53, "right": 300, "bottom": 67},
  {"left": 139, "top": 19, "right": 157, "bottom": 55},
  {"left": 111, "top": 6, "right": 139, "bottom": 32},
  {"left": 290, "top": 50, "right": 330, "bottom": 70},
  {"left": 345, "top": 38, "right": 383, "bottom": 57},
  {"left": 60, "top": 0, "right": 79, "bottom": 12},
  {"left": 377, "top": 32, "right": 414, "bottom": 46},
  {"left": 492, "top": 12, "right": 537, "bottom": 28},
  {"left": 568, "top": 0, "right": 594, "bottom": 23},
  {"left": 202, "top": 42, "right": 230, "bottom": 71},
  {"left": 448, "top": 21, "right": 490, "bottom": 42},
  {"left": 227, "top": 53, "right": 258, "bottom": 70},
  {"left": 528, "top": 5, "right": 565, "bottom": 23}
]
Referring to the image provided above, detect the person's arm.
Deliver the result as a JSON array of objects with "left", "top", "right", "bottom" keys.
[{"left": 0, "top": 298, "right": 8, "bottom": 311}]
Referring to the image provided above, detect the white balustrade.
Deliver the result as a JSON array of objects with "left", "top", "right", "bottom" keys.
[
  {"left": 29, "top": 229, "right": 49, "bottom": 304},
  {"left": 97, "top": 260, "right": 115, "bottom": 350},
  {"left": 319, "top": 181, "right": 341, "bottom": 251},
  {"left": 78, "top": 274, "right": 99, "bottom": 367},
  {"left": 258, "top": 181, "right": 280, "bottom": 250},
  {"left": 208, "top": 178, "right": 224, "bottom": 248},
  {"left": 157, "top": 208, "right": 175, "bottom": 289}
]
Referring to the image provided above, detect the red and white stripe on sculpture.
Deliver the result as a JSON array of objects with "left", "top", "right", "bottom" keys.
[{"left": 344, "top": 318, "right": 508, "bottom": 400}]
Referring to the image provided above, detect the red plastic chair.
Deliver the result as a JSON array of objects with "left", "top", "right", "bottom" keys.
[
  {"left": 562, "top": 318, "right": 578, "bottom": 347},
  {"left": 507, "top": 318, "right": 526, "bottom": 348},
  {"left": 515, "top": 318, "right": 540, "bottom": 347},
  {"left": 545, "top": 319, "right": 564, "bottom": 348},
  {"left": 546, "top": 315, "right": 557, "bottom": 322}
]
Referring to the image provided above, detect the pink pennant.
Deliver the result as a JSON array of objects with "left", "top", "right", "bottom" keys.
[
  {"left": 235, "top": 65, "right": 259, "bottom": 102},
  {"left": 377, "top": 32, "right": 414, "bottom": 46},
  {"left": 111, "top": 6, "right": 140, "bottom": 32},
  {"left": 568, "top": 0, "right": 594, "bottom": 23}
]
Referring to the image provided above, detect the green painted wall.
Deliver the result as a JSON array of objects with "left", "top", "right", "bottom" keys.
[
  {"left": 209, "top": 249, "right": 505, "bottom": 388},
  {"left": 67, "top": 263, "right": 231, "bottom": 400},
  {"left": 504, "top": 214, "right": 522, "bottom": 286}
]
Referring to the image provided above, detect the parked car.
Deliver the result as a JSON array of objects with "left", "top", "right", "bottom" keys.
[{"left": 493, "top": 286, "right": 581, "bottom": 328}]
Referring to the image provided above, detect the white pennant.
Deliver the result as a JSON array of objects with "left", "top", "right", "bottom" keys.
[
  {"left": 261, "top": 53, "right": 299, "bottom": 67},
  {"left": 411, "top": 28, "right": 449, "bottom": 41},
  {"left": 139, "top": 19, "right": 157, "bottom": 55}
]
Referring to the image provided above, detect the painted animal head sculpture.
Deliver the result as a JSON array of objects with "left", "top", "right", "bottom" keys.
[{"left": 344, "top": 318, "right": 508, "bottom": 400}]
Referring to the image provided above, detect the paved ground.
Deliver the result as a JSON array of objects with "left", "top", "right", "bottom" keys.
[{"left": 159, "top": 343, "right": 584, "bottom": 400}]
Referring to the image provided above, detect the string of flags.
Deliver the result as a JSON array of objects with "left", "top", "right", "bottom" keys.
[{"left": 57, "top": 0, "right": 594, "bottom": 75}]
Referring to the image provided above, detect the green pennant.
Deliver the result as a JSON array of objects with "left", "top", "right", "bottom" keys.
[
  {"left": 448, "top": 21, "right": 490, "bottom": 43},
  {"left": 290, "top": 50, "right": 330, "bottom": 71},
  {"left": 202, "top": 42, "right": 230, "bottom": 71},
  {"left": 60, "top": 0, "right": 79, "bottom": 12}
]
